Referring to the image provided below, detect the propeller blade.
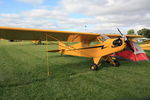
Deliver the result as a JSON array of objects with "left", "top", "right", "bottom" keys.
[
  {"left": 117, "top": 28, "right": 123, "bottom": 36},
  {"left": 125, "top": 41, "right": 134, "bottom": 52},
  {"left": 117, "top": 28, "right": 134, "bottom": 52}
]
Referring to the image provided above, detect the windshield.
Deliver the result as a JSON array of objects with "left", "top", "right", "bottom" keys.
[{"left": 100, "top": 34, "right": 110, "bottom": 41}]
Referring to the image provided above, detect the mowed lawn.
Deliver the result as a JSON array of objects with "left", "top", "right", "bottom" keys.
[{"left": 0, "top": 40, "right": 150, "bottom": 100}]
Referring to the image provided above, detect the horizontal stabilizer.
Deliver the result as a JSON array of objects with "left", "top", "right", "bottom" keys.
[{"left": 47, "top": 50, "right": 60, "bottom": 52}]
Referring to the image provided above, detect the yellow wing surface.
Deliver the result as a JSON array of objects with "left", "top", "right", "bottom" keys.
[
  {"left": 140, "top": 44, "right": 150, "bottom": 50},
  {"left": 0, "top": 26, "right": 142, "bottom": 42},
  {"left": 0, "top": 26, "right": 99, "bottom": 42},
  {"left": 105, "top": 34, "right": 143, "bottom": 38}
]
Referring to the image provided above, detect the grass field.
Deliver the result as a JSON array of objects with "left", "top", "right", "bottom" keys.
[{"left": 0, "top": 40, "right": 150, "bottom": 100}]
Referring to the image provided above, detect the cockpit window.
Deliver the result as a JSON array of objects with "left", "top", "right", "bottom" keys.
[{"left": 99, "top": 34, "right": 110, "bottom": 41}]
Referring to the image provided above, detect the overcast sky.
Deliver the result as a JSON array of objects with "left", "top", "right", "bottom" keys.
[{"left": 0, "top": 0, "right": 150, "bottom": 34}]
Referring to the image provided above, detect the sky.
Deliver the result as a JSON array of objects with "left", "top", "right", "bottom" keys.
[{"left": 0, "top": 0, "right": 150, "bottom": 34}]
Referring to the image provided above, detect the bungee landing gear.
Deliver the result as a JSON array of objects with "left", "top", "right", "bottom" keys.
[
  {"left": 111, "top": 60, "right": 120, "bottom": 67},
  {"left": 90, "top": 59, "right": 120, "bottom": 71}
]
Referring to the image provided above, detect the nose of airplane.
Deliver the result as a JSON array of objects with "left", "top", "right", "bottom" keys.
[{"left": 113, "top": 38, "right": 123, "bottom": 46}]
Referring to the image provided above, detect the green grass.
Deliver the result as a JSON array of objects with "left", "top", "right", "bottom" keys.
[{"left": 0, "top": 40, "right": 150, "bottom": 100}]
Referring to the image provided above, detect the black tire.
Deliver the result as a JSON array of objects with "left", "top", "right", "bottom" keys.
[
  {"left": 112, "top": 60, "right": 120, "bottom": 67},
  {"left": 90, "top": 64, "right": 99, "bottom": 71}
]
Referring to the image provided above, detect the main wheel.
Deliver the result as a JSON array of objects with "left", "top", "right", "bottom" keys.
[
  {"left": 90, "top": 64, "right": 99, "bottom": 71},
  {"left": 112, "top": 60, "right": 120, "bottom": 67}
]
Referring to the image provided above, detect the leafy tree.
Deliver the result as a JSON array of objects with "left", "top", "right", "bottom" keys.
[
  {"left": 137, "top": 28, "right": 150, "bottom": 38},
  {"left": 127, "top": 29, "right": 135, "bottom": 35}
]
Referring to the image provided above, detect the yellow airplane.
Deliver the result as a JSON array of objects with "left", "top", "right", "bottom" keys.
[
  {"left": 140, "top": 44, "right": 150, "bottom": 50},
  {"left": 139, "top": 40, "right": 150, "bottom": 50},
  {"left": 0, "top": 26, "right": 142, "bottom": 70}
]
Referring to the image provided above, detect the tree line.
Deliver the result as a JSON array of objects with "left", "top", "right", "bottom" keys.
[{"left": 127, "top": 28, "right": 150, "bottom": 38}]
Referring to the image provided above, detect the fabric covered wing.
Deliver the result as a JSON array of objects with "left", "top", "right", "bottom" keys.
[
  {"left": 0, "top": 27, "right": 99, "bottom": 42},
  {"left": 105, "top": 34, "right": 142, "bottom": 39}
]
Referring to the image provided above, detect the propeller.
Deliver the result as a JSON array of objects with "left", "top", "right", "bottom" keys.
[{"left": 117, "top": 28, "right": 134, "bottom": 52}]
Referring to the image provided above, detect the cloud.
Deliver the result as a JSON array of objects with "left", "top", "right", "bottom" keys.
[
  {"left": 58, "top": 0, "right": 150, "bottom": 32},
  {"left": 17, "top": 0, "right": 44, "bottom": 4},
  {"left": 0, "top": 8, "right": 77, "bottom": 30},
  {"left": 21, "top": 9, "right": 68, "bottom": 19},
  {"left": 60, "top": 0, "right": 150, "bottom": 15},
  {"left": 0, "top": 0, "right": 150, "bottom": 33}
]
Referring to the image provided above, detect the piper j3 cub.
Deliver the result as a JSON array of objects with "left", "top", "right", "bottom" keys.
[{"left": 0, "top": 27, "right": 142, "bottom": 70}]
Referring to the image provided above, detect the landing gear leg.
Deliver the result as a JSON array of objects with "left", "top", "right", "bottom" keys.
[
  {"left": 90, "top": 57, "right": 102, "bottom": 71},
  {"left": 112, "top": 60, "right": 120, "bottom": 67},
  {"left": 104, "top": 56, "right": 120, "bottom": 67}
]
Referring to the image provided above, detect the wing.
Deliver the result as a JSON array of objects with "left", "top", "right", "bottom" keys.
[
  {"left": 0, "top": 26, "right": 99, "bottom": 42},
  {"left": 140, "top": 44, "right": 150, "bottom": 50},
  {"left": 0, "top": 26, "right": 142, "bottom": 42},
  {"left": 105, "top": 34, "right": 142, "bottom": 39}
]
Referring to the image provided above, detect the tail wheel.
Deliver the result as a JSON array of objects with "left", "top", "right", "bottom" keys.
[
  {"left": 112, "top": 60, "right": 120, "bottom": 67},
  {"left": 90, "top": 64, "right": 99, "bottom": 71}
]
